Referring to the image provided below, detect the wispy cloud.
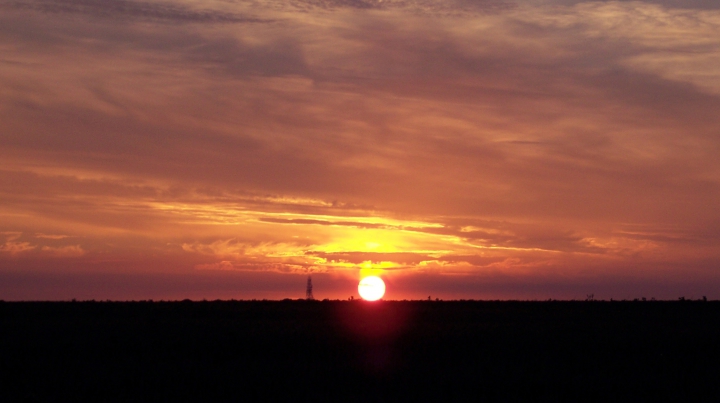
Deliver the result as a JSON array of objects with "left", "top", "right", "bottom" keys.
[
  {"left": 35, "top": 233, "right": 72, "bottom": 239},
  {"left": 2, "top": 0, "right": 268, "bottom": 23},
  {"left": 41, "top": 245, "right": 86, "bottom": 257},
  {"left": 0, "top": 241, "right": 37, "bottom": 255}
]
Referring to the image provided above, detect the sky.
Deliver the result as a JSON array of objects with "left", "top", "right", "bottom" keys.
[{"left": 1, "top": 0, "right": 719, "bottom": 300}]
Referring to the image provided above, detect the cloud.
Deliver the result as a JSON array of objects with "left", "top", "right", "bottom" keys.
[
  {"left": 40, "top": 245, "right": 86, "bottom": 257},
  {"left": 1, "top": 232, "right": 23, "bottom": 241},
  {"left": 0, "top": 232, "right": 35, "bottom": 254},
  {"left": 0, "top": 241, "right": 36, "bottom": 254},
  {"left": 259, "top": 217, "right": 386, "bottom": 229},
  {"left": 0, "top": 231, "right": 85, "bottom": 257},
  {"left": 2, "top": 0, "right": 267, "bottom": 23},
  {"left": 285, "top": 0, "right": 516, "bottom": 13},
  {"left": 306, "top": 251, "right": 434, "bottom": 265},
  {"left": 194, "top": 260, "right": 236, "bottom": 271},
  {"left": 2, "top": 0, "right": 720, "bottom": 298},
  {"left": 194, "top": 260, "right": 312, "bottom": 273},
  {"left": 35, "top": 233, "right": 71, "bottom": 239}
]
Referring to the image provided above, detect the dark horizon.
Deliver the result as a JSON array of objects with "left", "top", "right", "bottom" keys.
[{"left": 3, "top": 298, "right": 720, "bottom": 401}]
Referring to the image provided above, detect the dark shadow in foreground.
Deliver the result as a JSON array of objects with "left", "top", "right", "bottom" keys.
[{"left": 1, "top": 299, "right": 719, "bottom": 402}]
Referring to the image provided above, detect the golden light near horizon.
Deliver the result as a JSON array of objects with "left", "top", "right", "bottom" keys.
[{"left": 358, "top": 276, "right": 386, "bottom": 301}]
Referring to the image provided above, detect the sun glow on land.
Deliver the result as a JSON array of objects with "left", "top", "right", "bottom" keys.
[{"left": 358, "top": 276, "right": 386, "bottom": 301}]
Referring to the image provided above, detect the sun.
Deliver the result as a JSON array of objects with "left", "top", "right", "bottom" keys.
[{"left": 358, "top": 276, "right": 386, "bottom": 301}]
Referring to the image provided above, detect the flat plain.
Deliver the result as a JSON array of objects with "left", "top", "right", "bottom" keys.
[{"left": 2, "top": 300, "right": 719, "bottom": 402}]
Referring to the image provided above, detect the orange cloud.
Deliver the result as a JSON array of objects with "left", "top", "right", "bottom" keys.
[
  {"left": 0, "top": 241, "right": 36, "bottom": 255},
  {"left": 40, "top": 245, "right": 86, "bottom": 258}
]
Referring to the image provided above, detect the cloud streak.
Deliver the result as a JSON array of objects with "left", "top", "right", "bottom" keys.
[{"left": 2, "top": 0, "right": 268, "bottom": 23}]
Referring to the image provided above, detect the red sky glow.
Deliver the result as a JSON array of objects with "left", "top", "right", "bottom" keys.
[{"left": 1, "top": 0, "right": 720, "bottom": 300}]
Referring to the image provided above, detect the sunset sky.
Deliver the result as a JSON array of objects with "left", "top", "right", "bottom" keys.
[{"left": 1, "top": 0, "right": 719, "bottom": 300}]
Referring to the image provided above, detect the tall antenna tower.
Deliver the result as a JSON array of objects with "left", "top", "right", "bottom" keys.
[{"left": 305, "top": 276, "right": 314, "bottom": 300}]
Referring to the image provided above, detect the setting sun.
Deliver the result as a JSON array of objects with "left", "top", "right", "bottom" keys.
[{"left": 358, "top": 276, "right": 386, "bottom": 301}]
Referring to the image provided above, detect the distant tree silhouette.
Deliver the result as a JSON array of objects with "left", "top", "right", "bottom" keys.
[{"left": 5, "top": 299, "right": 720, "bottom": 401}]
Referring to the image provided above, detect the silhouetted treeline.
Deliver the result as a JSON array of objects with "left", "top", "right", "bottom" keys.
[{"left": 1, "top": 299, "right": 720, "bottom": 402}]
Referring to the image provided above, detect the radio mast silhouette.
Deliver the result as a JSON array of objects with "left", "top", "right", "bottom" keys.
[{"left": 306, "top": 276, "right": 314, "bottom": 300}]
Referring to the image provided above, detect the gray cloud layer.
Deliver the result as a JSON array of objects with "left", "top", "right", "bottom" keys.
[{"left": 2, "top": 0, "right": 267, "bottom": 23}]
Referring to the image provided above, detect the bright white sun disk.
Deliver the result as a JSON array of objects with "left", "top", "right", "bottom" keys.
[{"left": 358, "top": 276, "right": 385, "bottom": 301}]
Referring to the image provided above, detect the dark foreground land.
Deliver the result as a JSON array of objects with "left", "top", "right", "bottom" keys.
[{"left": 2, "top": 300, "right": 720, "bottom": 402}]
